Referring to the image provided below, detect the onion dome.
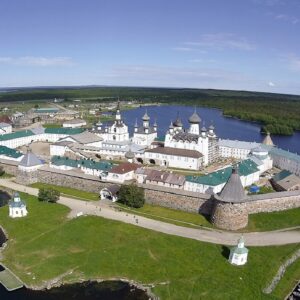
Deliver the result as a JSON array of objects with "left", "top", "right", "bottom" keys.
[
  {"left": 142, "top": 110, "right": 150, "bottom": 121},
  {"left": 188, "top": 109, "right": 201, "bottom": 124},
  {"left": 169, "top": 120, "right": 174, "bottom": 129},
  {"left": 173, "top": 112, "right": 183, "bottom": 127},
  {"left": 125, "top": 149, "right": 135, "bottom": 159},
  {"left": 209, "top": 124, "right": 215, "bottom": 131},
  {"left": 201, "top": 126, "right": 207, "bottom": 132}
]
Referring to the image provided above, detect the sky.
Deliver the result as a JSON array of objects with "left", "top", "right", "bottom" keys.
[{"left": 1, "top": 0, "right": 300, "bottom": 94}]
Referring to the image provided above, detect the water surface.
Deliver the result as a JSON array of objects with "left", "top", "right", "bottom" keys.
[{"left": 122, "top": 105, "right": 300, "bottom": 153}]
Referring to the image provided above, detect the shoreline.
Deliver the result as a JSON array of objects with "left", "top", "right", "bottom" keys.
[{"left": 0, "top": 226, "right": 158, "bottom": 299}]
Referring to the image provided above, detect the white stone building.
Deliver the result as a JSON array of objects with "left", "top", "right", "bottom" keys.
[
  {"left": 228, "top": 236, "right": 248, "bottom": 266},
  {"left": 105, "top": 162, "right": 139, "bottom": 183},
  {"left": 132, "top": 111, "right": 157, "bottom": 146},
  {"left": 93, "top": 101, "right": 129, "bottom": 142},
  {"left": 144, "top": 147, "right": 203, "bottom": 170},
  {"left": 164, "top": 110, "right": 218, "bottom": 165},
  {"left": 184, "top": 159, "right": 260, "bottom": 194},
  {"left": 63, "top": 119, "right": 87, "bottom": 128},
  {"left": 9, "top": 192, "right": 28, "bottom": 218},
  {"left": 100, "top": 185, "right": 120, "bottom": 202},
  {"left": 218, "top": 139, "right": 260, "bottom": 159},
  {"left": 0, "top": 122, "right": 12, "bottom": 135}
]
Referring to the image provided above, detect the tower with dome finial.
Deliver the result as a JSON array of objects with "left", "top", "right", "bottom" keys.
[
  {"left": 132, "top": 109, "right": 157, "bottom": 146},
  {"left": 228, "top": 236, "right": 249, "bottom": 266}
]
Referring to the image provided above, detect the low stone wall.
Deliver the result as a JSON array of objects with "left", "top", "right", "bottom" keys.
[
  {"left": 0, "top": 159, "right": 18, "bottom": 176},
  {"left": 245, "top": 191, "right": 300, "bottom": 214},
  {"left": 142, "top": 184, "right": 213, "bottom": 214},
  {"left": 36, "top": 167, "right": 110, "bottom": 194}
]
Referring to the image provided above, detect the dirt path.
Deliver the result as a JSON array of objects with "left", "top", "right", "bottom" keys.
[{"left": 1, "top": 179, "right": 300, "bottom": 246}]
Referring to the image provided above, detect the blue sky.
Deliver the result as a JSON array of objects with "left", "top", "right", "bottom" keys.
[{"left": 1, "top": 0, "right": 300, "bottom": 94}]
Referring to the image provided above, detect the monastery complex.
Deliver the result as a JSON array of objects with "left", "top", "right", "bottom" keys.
[{"left": 0, "top": 101, "right": 300, "bottom": 230}]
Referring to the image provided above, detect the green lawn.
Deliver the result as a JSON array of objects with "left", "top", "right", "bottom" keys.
[
  {"left": 42, "top": 123, "right": 62, "bottom": 128},
  {"left": 118, "top": 203, "right": 300, "bottom": 232},
  {"left": 0, "top": 193, "right": 299, "bottom": 299},
  {"left": 30, "top": 183, "right": 99, "bottom": 201},
  {"left": 117, "top": 203, "right": 212, "bottom": 228},
  {"left": 247, "top": 208, "right": 300, "bottom": 232}
]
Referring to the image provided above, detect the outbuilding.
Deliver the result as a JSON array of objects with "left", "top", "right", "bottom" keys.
[{"left": 8, "top": 192, "right": 28, "bottom": 218}]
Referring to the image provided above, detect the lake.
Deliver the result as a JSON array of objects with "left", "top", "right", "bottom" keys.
[
  {"left": 0, "top": 281, "right": 150, "bottom": 300},
  {"left": 122, "top": 105, "right": 300, "bottom": 153}
]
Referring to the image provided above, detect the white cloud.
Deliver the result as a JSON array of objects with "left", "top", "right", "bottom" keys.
[
  {"left": 274, "top": 14, "right": 299, "bottom": 24},
  {"left": 172, "top": 47, "right": 195, "bottom": 52},
  {"left": 0, "top": 56, "right": 74, "bottom": 67},
  {"left": 268, "top": 81, "right": 275, "bottom": 86},
  {"left": 184, "top": 33, "right": 256, "bottom": 51}
]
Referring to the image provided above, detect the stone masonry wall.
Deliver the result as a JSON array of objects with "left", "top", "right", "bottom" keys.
[
  {"left": 0, "top": 159, "right": 18, "bottom": 176},
  {"left": 245, "top": 193, "right": 300, "bottom": 214},
  {"left": 37, "top": 169, "right": 110, "bottom": 194},
  {"left": 143, "top": 186, "right": 213, "bottom": 214},
  {"left": 211, "top": 200, "right": 248, "bottom": 230}
]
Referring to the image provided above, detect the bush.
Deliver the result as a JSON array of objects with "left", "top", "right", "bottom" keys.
[
  {"left": 118, "top": 184, "right": 145, "bottom": 208},
  {"left": 38, "top": 187, "right": 60, "bottom": 203}
]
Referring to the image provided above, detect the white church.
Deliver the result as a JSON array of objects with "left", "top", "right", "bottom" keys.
[
  {"left": 8, "top": 192, "right": 28, "bottom": 218},
  {"left": 132, "top": 111, "right": 158, "bottom": 146}
]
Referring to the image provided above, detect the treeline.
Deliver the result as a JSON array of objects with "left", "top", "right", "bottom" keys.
[{"left": 1, "top": 86, "right": 300, "bottom": 135}]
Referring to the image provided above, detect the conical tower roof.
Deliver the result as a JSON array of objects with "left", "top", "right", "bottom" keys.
[
  {"left": 262, "top": 132, "right": 274, "bottom": 146},
  {"left": 19, "top": 148, "right": 43, "bottom": 167},
  {"left": 216, "top": 166, "right": 246, "bottom": 203}
]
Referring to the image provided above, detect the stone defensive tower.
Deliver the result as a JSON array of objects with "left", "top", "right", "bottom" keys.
[{"left": 211, "top": 167, "right": 248, "bottom": 230}]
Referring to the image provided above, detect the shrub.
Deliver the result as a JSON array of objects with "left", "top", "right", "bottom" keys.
[
  {"left": 118, "top": 184, "right": 145, "bottom": 208},
  {"left": 38, "top": 187, "right": 60, "bottom": 203}
]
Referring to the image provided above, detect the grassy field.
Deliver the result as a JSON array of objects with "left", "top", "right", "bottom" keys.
[
  {"left": 247, "top": 208, "right": 300, "bottom": 232},
  {"left": 0, "top": 193, "right": 299, "bottom": 299},
  {"left": 118, "top": 203, "right": 300, "bottom": 232},
  {"left": 117, "top": 203, "right": 212, "bottom": 228},
  {"left": 30, "top": 183, "right": 99, "bottom": 201},
  {"left": 42, "top": 123, "right": 62, "bottom": 128}
]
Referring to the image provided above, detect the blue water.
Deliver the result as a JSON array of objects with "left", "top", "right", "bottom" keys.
[{"left": 122, "top": 105, "right": 300, "bottom": 154}]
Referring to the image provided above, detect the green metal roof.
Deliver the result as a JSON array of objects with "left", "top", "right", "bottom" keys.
[
  {"left": 51, "top": 156, "right": 114, "bottom": 171},
  {"left": 0, "top": 130, "right": 34, "bottom": 141},
  {"left": 155, "top": 136, "right": 165, "bottom": 142},
  {"left": 44, "top": 127, "right": 84, "bottom": 135},
  {"left": 0, "top": 145, "right": 23, "bottom": 158},
  {"left": 230, "top": 246, "right": 248, "bottom": 255},
  {"left": 186, "top": 159, "right": 259, "bottom": 186},
  {"left": 272, "top": 169, "right": 292, "bottom": 182}
]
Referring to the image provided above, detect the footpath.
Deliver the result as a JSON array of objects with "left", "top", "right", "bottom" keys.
[{"left": 1, "top": 179, "right": 300, "bottom": 246}]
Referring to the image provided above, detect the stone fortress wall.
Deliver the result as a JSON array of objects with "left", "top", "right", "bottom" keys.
[
  {"left": 0, "top": 158, "right": 300, "bottom": 231},
  {"left": 211, "top": 191, "right": 300, "bottom": 230}
]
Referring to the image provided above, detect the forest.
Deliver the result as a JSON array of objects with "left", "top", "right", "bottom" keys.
[{"left": 0, "top": 86, "right": 300, "bottom": 135}]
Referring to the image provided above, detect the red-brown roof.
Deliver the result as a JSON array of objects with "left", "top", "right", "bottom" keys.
[
  {"left": 0, "top": 115, "right": 12, "bottom": 124},
  {"left": 109, "top": 162, "right": 139, "bottom": 174},
  {"left": 145, "top": 147, "right": 203, "bottom": 159}
]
